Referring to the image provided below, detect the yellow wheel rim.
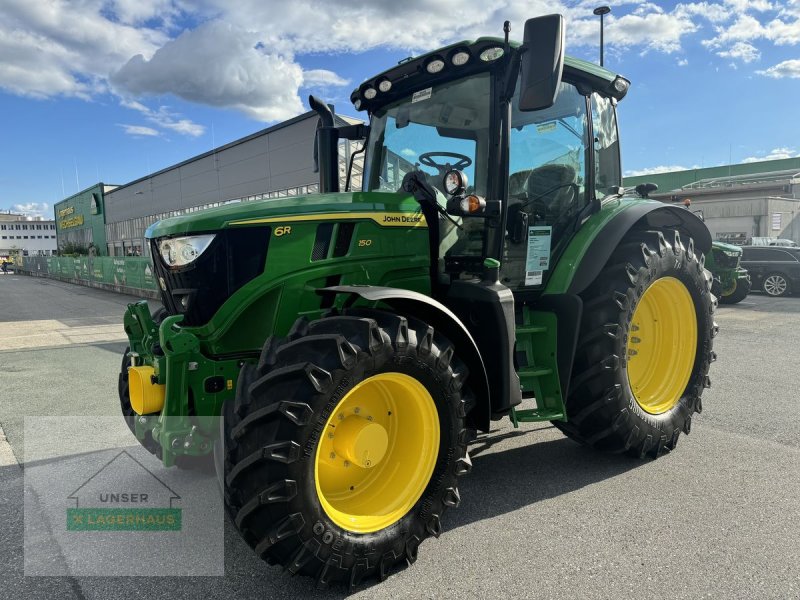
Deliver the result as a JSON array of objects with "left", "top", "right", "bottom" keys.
[
  {"left": 314, "top": 372, "right": 440, "bottom": 533},
  {"left": 627, "top": 277, "right": 697, "bottom": 415}
]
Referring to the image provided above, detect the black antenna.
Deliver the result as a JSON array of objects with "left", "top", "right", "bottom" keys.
[{"left": 503, "top": 20, "right": 510, "bottom": 46}]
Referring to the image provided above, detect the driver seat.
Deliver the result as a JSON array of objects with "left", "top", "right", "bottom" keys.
[{"left": 525, "top": 164, "right": 576, "bottom": 222}]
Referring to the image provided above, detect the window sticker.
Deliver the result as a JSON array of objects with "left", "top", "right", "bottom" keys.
[
  {"left": 412, "top": 87, "right": 432, "bottom": 103},
  {"left": 525, "top": 226, "right": 552, "bottom": 286},
  {"left": 536, "top": 122, "right": 557, "bottom": 134}
]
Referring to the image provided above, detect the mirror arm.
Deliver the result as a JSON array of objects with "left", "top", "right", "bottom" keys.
[{"left": 503, "top": 46, "right": 526, "bottom": 102}]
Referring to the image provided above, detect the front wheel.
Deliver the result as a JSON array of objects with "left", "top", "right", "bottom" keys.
[
  {"left": 221, "top": 309, "right": 472, "bottom": 587},
  {"left": 720, "top": 278, "right": 750, "bottom": 304},
  {"left": 556, "top": 229, "right": 716, "bottom": 458},
  {"left": 763, "top": 273, "right": 790, "bottom": 297}
]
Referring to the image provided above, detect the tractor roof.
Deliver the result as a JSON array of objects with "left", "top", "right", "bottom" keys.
[{"left": 350, "top": 36, "right": 629, "bottom": 113}]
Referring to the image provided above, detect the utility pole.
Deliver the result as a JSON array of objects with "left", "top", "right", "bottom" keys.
[{"left": 593, "top": 6, "right": 611, "bottom": 67}]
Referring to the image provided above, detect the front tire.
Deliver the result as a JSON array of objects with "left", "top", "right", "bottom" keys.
[
  {"left": 720, "top": 278, "right": 750, "bottom": 304},
  {"left": 221, "top": 309, "right": 472, "bottom": 587},
  {"left": 556, "top": 229, "right": 716, "bottom": 458}
]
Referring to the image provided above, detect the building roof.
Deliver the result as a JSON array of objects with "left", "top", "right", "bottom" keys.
[{"left": 624, "top": 156, "right": 800, "bottom": 194}]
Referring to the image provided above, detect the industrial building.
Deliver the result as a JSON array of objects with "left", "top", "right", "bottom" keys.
[
  {"left": 625, "top": 157, "right": 800, "bottom": 244},
  {"left": 0, "top": 212, "right": 58, "bottom": 258},
  {"left": 53, "top": 109, "right": 362, "bottom": 257}
]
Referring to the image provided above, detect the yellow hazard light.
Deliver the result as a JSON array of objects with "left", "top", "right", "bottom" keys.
[
  {"left": 460, "top": 194, "right": 486, "bottom": 213},
  {"left": 128, "top": 366, "right": 166, "bottom": 415}
]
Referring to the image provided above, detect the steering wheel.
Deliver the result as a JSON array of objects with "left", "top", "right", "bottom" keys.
[{"left": 418, "top": 152, "right": 472, "bottom": 172}]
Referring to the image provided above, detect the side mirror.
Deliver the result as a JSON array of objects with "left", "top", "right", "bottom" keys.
[{"left": 518, "top": 14, "right": 565, "bottom": 112}]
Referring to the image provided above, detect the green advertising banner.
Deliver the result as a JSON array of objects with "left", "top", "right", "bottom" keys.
[{"left": 20, "top": 256, "right": 158, "bottom": 292}]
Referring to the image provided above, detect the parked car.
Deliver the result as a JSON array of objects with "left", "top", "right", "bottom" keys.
[
  {"left": 707, "top": 241, "right": 751, "bottom": 304},
  {"left": 740, "top": 246, "right": 800, "bottom": 297},
  {"left": 749, "top": 237, "right": 798, "bottom": 247}
]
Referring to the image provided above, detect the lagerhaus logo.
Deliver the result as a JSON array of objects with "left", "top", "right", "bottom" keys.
[{"left": 66, "top": 450, "right": 181, "bottom": 531}]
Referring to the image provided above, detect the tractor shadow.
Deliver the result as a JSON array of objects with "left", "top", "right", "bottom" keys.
[{"left": 445, "top": 426, "right": 643, "bottom": 532}]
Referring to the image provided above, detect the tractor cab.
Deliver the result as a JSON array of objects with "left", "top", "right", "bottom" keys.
[{"left": 317, "top": 16, "right": 630, "bottom": 298}]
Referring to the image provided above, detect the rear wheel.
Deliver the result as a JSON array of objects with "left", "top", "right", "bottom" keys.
[
  {"left": 221, "top": 309, "right": 472, "bottom": 587},
  {"left": 763, "top": 273, "right": 790, "bottom": 297},
  {"left": 556, "top": 229, "right": 716, "bottom": 458}
]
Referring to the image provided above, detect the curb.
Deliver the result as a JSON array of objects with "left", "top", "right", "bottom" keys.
[{"left": 0, "top": 422, "right": 20, "bottom": 467}]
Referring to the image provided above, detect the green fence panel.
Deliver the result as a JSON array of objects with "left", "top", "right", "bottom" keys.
[{"left": 19, "top": 255, "right": 157, "bottom": 293}]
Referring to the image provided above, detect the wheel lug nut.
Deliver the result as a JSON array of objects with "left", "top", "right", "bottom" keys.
[
  {"left": 344, "top": 460, "right": 350, "bottom": 468},
  {"left": 328, "top": 432, "right": 334, "bottom": 439},
  {"left": 631, "top": 337, "right": 641, "bottom": 344},
  {"left": 628, "top": 349, "right": 638, "bottom": 356},
  {"left": 354, "top": 407, "right": 360, "bottom": 414},
  {"left": 329, "top": 452, "right": 336, "bottom": 459}
]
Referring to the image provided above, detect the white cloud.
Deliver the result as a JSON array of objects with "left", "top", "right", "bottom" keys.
[
  {"left": 12, "top": 202, "right": 50, "bottom": 218},
  {"left": 742, "top": 147, "right": 799, "bottom": 162},
  {"left": 723, "top": 0, "right": 773, "bottom": 12},
  {"left": 675, "top": 2, "right": 732, "bottom": 24},
  {"left": 599, "top": 11, "right": 699, "bottom": 53},
  {"left": 704, "top": 13, "right": 800, "bottom": 48},
  {"left": 120, "top": 99, "right": 205, "bottom": 137},
  {"left": 625, "top": 165, "right": 700, "bottom": 176},
  {"left": 112, "top": 21, "right": 305, "bottom": 122},
  {"left": 104, "top": 0, "right": 179, "bottom": 26},
  {"left": 118, "top": 124, "right": 161, "bottom": 137},
  {"left": 0, "top": 0, "right": 166, "bottom": 99},
  {"left": 757, "top": 58, "right": 800, "bottom": 77},
  {"left": 303, "top": 69, "right": 350, "bottom": 88},
  {"left": 400, "top": 148, "right": 417, "bottom": 158},
  {"left": 677, "top": 58, "right": 689, "bottom": 66},
  {"left": 717, "top": 41, "right": 761, "bottom": 62}
]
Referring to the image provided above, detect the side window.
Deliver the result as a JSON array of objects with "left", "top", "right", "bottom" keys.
[
  {"left": 591, "top": 93, "right": 621, "bottom": 199},
  {"left": 508, "top": 81, "right": 588, "bottom": 222}
]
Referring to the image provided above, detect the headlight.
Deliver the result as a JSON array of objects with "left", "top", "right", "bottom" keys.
[
  {"left": 158, "top": 234, "right": 215, "bottom": 267},
  {"left": 723, "top": 250, "right": 740, "bottom": 257}
]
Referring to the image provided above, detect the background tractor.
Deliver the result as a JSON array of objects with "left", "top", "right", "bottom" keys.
[
  {"left": 707, "top": 241, "right": 750, "bottom": 304},
  {"left": 120, "top": 15, "right": 717, "bottom": 588}
]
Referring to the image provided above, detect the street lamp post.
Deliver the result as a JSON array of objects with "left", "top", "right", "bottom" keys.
[{"left": 593, "top": 6, "right": 611, "bottom": 67}]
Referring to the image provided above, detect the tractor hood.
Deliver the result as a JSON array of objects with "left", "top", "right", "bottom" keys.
[
  {"left": 711, "top": 240, "right": 742, "bottom": 254},
  {"left": 145, "top": 191, "right": 424, "bottom": 239}
]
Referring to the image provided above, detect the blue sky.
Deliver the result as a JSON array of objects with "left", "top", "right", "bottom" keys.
[{"left": 2, "top": 0, "right": 799, "bottom": 217}]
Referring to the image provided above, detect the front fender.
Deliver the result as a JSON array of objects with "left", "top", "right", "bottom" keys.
[{"left": 320, "top": 285, "right": 492, "bottom": 432}]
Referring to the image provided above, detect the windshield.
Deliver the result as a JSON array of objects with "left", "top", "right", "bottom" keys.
[{"left": 363, "top": 73, "right": 490, "bottom": 197}]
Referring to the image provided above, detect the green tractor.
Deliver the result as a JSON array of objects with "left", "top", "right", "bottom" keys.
[
  {"left": 707, "top": 241, "right": 750, "bottom": 304},
  {"left": 120, "top": 15, "right": 717, "bottom": 587}
]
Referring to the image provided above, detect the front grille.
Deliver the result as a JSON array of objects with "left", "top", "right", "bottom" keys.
[
  {"left": 151, "top": 227, "right": 271, "bottom": 326},
  {"left": 714, "top": 250, "right": 740, "bottom": 269}
]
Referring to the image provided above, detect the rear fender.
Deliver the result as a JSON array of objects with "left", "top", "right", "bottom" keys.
[
  {"left": 551, "top": 203, "right": 712, "bottom": 296},
  {"left": 319, "top": 285, "right": 492, "bottom": 432}
]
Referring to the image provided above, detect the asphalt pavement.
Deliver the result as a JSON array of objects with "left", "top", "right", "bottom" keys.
[{"left": 1, "top": 274, "right": 798, "bottom": 599}]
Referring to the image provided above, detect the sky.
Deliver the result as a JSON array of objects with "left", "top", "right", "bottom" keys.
[{"left": 1, "top": 0, "right": 799, "bottom": 218}]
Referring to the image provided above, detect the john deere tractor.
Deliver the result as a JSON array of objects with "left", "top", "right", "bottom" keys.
[
  {"left": 120, "top": 15, "right": 717, "bottom": 587},
  {"left": 707, "top": 241, "right": 750, "bottom": 304}
]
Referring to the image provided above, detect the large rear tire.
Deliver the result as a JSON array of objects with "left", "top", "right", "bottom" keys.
[
  {"left": 556, "top": 229, "right": 717, "bottom": 458},
  {"left": 221, "top": 309, "right": 472, "bottom": 588}
]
